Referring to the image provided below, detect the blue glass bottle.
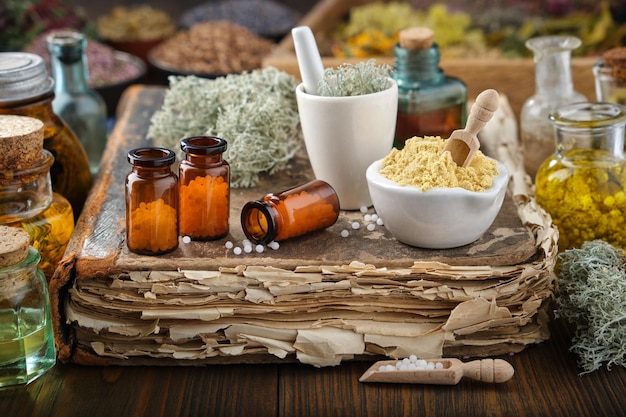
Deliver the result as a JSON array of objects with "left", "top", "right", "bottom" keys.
[
  {"left": 392, "top": 27, "right": 467, "bottom": 149},
  {"left": 47, "top": 30, "right": 108, "bottom": 176}
]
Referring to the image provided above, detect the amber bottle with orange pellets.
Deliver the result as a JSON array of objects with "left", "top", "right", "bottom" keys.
[
  {"left": 125, "top": 147, "right": 178, "bottom": 255},
  {"left": 241, "top": 179, "right": 340, "bottom": 245},
  {"left": 179, "top": 136, "right": 230, "bottom": 240}
]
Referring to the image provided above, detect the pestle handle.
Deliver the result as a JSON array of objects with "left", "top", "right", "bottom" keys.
[{"left": 292, "top": 26, "right": 325, "bottom": 95}]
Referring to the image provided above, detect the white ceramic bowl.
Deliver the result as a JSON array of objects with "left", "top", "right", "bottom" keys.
[{"left": 366, "top": 158, "right": 510, "bottom": 249}]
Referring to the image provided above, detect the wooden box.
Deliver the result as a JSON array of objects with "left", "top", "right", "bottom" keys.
[{"left": 262, "top": 0, "right": 598, "bottom": 120}]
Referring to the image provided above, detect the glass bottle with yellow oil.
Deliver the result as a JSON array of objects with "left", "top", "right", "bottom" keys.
[
  {"left": 0, "top": 115, "right": 74, "bottom": 280},
  {"left": 535, "top": 102, "right": 626, "bottom": 251}
]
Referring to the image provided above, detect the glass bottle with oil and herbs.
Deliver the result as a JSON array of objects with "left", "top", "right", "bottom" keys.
[
  {"left": 535, "top": 102, "right": 626, "bottom": 251},
  {"left": 0, "top": 115, "right": 74, "bottom": 280}
]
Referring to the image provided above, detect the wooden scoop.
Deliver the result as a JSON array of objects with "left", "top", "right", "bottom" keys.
[
  {"left": 359, "top": 358, "right": 514, "bottom": 385},
  {"left": 443, "top": 89, "right": 500, "bottom": 167}
]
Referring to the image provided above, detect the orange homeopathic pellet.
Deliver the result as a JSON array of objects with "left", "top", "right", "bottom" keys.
[
  {"left": 179, "top": 175, "right": 229, "bottom": 238},
  {"left": 129, "top": 199, "right": 178, "bottom": 252}
]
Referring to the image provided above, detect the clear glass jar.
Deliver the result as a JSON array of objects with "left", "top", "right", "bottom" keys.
[
  {"left": 391, "top": 27, "right": 467, "bottom": 149},
  {"left": 0, "top": 150, "right": 75, "bottom": 279},
  {"left": 593, "top": 47, "right": 626, "bottom": 105},
  {"left": 0, "top": 242, "right": 56, "bottom": 387},
  {"left": 520, "top": 36, "right": 587, "bottom": 179},
  {"left": 241, "top": 179, "right": 340, "bottom": 245},
  {"left": 535, "top": 102, "right": 626, "bottom": 251},
  {"left": 593, "top": 61, "right": 626, "bottom": 104},
  {"left": 125, "top": 147, "right": 179, "bottom": 255},
  {"left": 179, "top": 136, "right": 230, "bottom": 240},
  {"left": 0, "top": 52, "right": 93, "bottom": 218},
  {"left": 47, "top": 30, "right": 108, "bottom": 176}
]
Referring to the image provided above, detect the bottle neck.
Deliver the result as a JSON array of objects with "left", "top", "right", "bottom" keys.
[
  {"left": 392, "top": 43, "right": 444, "bottom": 90},
  {"left": 552, "top": 103, "right": 626, "bottom": 160},
  {"left": 534, "top": 50, "right": 575, "bottom": 97},
  {"left": 49, "top": 44, "right": 89, "bottom": 94},
  {"left": 184, "top": 153, "right": 223, "bottom": 166}
]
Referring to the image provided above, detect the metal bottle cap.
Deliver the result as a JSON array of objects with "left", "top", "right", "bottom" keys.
[{"left": 0, "top": 52, "right": 54, "bottom": 104}]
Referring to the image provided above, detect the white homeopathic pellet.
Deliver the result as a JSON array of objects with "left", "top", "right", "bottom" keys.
[
  {"left": 233, "top": 247, "right": 242, "bottom": 255},
  {"left": 340, "top": 229, "right": 350, "bottom": 237},
  {"left": 182, "top": 235, "right": 191, "bottom": 244},
  {"left": 351, "top": 221, "right": 360, "bottom": 230},
  {"left": 225, "top": 240, "right": 234, "bottom": 249}
]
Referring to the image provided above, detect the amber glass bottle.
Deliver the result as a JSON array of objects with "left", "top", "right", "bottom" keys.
[
  {"left": 0, "top": 52, "right": 93, "bottom": 218},
  {"left": 179, "top": 136, "right": 230, "bottom": 240},
  {"left": 126, "top": 147, "right": 179, "bottom": 255},
  {"left": 392, "top": 27, "right": 467, "bottom": 149},
  {"left": 241, "top": 179, "right": 340, "bottom": 245}
]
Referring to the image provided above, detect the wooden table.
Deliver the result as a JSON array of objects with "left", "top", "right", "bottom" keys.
[{"left": 2, "top": 318, "right": 625, "bottom": 417}]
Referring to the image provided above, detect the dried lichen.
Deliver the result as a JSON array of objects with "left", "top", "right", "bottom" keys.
[
  {"left": 147, "top": 67, "right": 302, "bottom": 188},
  {"left": 317, "top": 59, "right": 392, "bottom": 97},
  {"left": 556, "top": 239, "right": 626, "bottom": 375}
]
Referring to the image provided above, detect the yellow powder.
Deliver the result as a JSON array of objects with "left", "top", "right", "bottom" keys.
[{"left": 380, "top": 136, "right": 498, "bottom": 191}]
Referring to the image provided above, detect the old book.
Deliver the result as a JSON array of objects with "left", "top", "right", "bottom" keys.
[{"left": 49, "top": 85, "right": 557, "bottom": 367}]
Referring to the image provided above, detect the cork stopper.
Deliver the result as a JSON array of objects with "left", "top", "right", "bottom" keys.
[
  {"left": 0, "top": 225, "right": 30, "bottom": 268},
  {"left": 0, "top": 115, "right": 44, "bottom": 171},
  {"left": 399, "top": 27, "right": 434, "bottom": 50},
  {"left": 603, "top": 47, "right": 626, "bottom": 82}
]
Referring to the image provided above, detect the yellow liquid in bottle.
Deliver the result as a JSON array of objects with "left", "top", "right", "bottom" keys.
[
  {"left": 8, "top": 193, "right": 74, "bottom": 279},
  {"left": 535, "top": 148, "right": 626, "bottom": 251}
]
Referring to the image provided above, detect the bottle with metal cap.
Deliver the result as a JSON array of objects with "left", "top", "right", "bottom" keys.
[
  {"left": 0, "top": 52, "right": 93, "bottom": 219},
  {"left": 47, "top": 30, "right": 108, "bottom": 176}
]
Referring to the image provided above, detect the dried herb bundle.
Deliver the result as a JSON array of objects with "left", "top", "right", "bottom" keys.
[
  {"left": 557, "top": 240, "right": 626, "bottom": 374},
  {"left": 147, "top": 67, "right": 302, "bottom": 188},
  {"left": 317, "top": 59, "right": 392, "bottom": 97}
]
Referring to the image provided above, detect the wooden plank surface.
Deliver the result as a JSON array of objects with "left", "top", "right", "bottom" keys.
[{"left": 3, "top": 318, "right": 626, "bottom": 417}]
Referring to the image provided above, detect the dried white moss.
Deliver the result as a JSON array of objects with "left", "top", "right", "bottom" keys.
[
  {"left": 317, "top": 59, "right": 392, "bottom": 97},
  {"left": 147, "top": 67, "right": 302, "bottom": 188},
  {"left": 556, "top": 239, "right": 626, "bottom": 375}
]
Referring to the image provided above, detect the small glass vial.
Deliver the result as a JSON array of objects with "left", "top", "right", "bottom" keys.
[
  {"left": 179, "top": 136, "right": 230, "bottom": 240},
  {"left": 47, "top": 30, "right": 108, "bottom": 176},
  {"left": 0, "top": 52, "right": 93, "bottom": 218},
  {"left": 392, "top": 27, "right": 467, "bottom": 149},
  {"left": 593, "top": 47, "right": 626, "bottom": 105},
  {"left": 241, "top": 179, "right": 340, "bottom": 245},
  {"left": 535, "top": 102, "right": 626, "bottom": 251},
  {"left": 0, "top": 115, "right": 75, "bottom": 280},
  {"left": 0, "top": 225, "right": 56, "bottom": 387},
  {"left": 125, "top": 147, "right": 179, "bottom": 255}
]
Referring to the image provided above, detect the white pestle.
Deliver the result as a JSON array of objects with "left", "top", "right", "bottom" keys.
[{"left": 292, "top": 26, "right": 325, "bottom": 95}]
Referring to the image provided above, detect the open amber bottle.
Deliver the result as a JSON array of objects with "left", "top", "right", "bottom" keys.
[
  {"left": 241, "top": 179, "right": 339, "bottom": 245},
  {"left": 535, "top": 102, "right": 626, "bottom": 251}
]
